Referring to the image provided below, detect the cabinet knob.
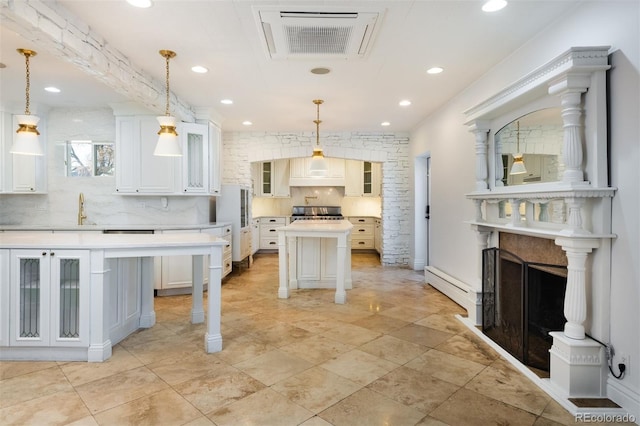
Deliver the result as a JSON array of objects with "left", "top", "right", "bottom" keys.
[
  {"left": 50, "top": 252, "right": 55, "bottom": 256},
  {"left": 42, "top": 251, "right": 47, "bottom": 256},
  {"left": 358, "top": 241, "right": 365, "bottom": 245}
]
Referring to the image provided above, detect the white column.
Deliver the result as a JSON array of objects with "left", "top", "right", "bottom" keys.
[
  {"left": 88, "top": 250, "right": 112, "bottom": 362},
  {"left": 555, "top": 237, "right": 599, "bottom": 339},
  {"left": 191, "top": 255, "right": 205, "bottom": 324},
  {"left": 139, "top": 257, "right": 156, "bottom": 328},
  {"left": 205, "top": 245, "right": 223, "bottom": 353},
  {"left": 509, "top": 198, "right": 523, "bottom": 226},
  {"left": 277, "top": 231, "right": 290, "bottom": 299},
  {"left": 469, "top": 123, "right": 490, "bottom": 191},
  {"left": 335, "top": 234, "right": 347, "bottom": 304}
]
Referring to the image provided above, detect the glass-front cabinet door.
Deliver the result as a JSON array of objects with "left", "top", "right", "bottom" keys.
[
  {"left": 181, "top": 122, "right": 209, "bottom": 193},
  {"left": 9, "top": 250, "right": 89, "bottom": 347}
]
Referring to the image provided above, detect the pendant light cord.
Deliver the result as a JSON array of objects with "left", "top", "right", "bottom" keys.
[
  {"left": 164, "top": 53, "right": 170, "bottom": 116},
  {"left": 313, "top": 99, "right": 323, "bottom": 146},
  {"left": 24, "top": 51, "right": 31, "bottom": 115}
]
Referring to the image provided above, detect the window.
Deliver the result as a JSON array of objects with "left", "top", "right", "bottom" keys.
[{"left": 66, "top": 141, "right": 114, "bottom": 177}]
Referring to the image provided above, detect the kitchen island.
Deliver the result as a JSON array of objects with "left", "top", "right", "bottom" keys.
[
  {"left": 0, "top": 232, "right": 226, "bottom": 362},
  {"left": 277, "top": 219, "right": 353, "bottom": 304}
]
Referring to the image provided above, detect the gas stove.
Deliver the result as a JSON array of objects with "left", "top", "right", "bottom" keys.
[{"left": 290, "top": 206, "right": 344, "bottom": 221}]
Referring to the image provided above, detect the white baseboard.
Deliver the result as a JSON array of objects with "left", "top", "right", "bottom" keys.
[
  {"left": 607, "top": 377, "right": 640, "bottom": 420},
  {"left": 412, "top": 258, "right": 425, "bottom": 271},
  {"left": 424, "top": 266, "right": 481, "bottom": 325}
]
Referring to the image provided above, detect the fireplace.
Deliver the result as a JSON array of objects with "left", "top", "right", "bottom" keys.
[{"left": 482, "top": 236, "right": 568, "bottom": 372}]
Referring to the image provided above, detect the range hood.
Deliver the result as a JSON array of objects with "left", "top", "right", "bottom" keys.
[
  {"left": 289, "top": 176, "right": 345, "bottom": 187},
  {"left": 254, "top": 6, "right": 384, "bottom": 60}
]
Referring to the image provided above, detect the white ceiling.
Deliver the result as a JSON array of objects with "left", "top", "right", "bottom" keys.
[{"left": 0, "top": 0, "right": 581, "bottom": 132}]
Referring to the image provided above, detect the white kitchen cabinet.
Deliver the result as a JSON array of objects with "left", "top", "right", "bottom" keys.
[
  {"left": 207, "top": 122, "right": 222, "bottom": 196},
  {"left": 296, "top": 237, "right": 338, "bottom": 284},
  {"left": 259, "top": 217, "right": 286, "bottom": 250},
  {"left": 345, "top": 160, "right": 381, "bottom": 197},
  {"left": 289, "top": 157, "right": 345, "bottom": 186},
  {"left": 251, "top": 218, "right": 260, "bottom": 255},
  {"left": 0, "top": 113, "right": 47, "bottom": 194},
  {"left": 375, "top": 218, "right": 382, "bottom": 254},
  {"left": 8, "top": 249, "right": 90, "bottom": 348},
  {"left": 255, "top": 160, "right": 290, "bottom": 197},
  {"left": 0, "top": 249, "right": 9, "bottom": 347},
  {"left": 217, "top": 185, "right": 251, "bottom": 263},
  {"left": 349, "top": 217, "right": 375, "bottom": 249},
  {"left": 181, "top": 122, "right": 208, "bottom": 194},
  {"left": 107, "top": 258, "right": 142, "bottom": 345},
  {"left": 115, "top": 115, "right": 178, "bottom": 194}
]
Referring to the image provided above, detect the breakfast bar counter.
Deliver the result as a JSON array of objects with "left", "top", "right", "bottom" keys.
[
  {"left": 0, "top": 232, "right": 226, "bottom": 362},
  {"left": 277, "top": 219, "right": 353, "bottom": 304}
]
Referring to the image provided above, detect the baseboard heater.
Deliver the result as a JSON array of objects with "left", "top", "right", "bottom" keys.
[{"left": 424, "top": 266, "right": 471, "bottom": 311}]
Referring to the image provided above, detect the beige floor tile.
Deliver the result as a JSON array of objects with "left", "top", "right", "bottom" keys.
[
  {"left": 234, "top": 349, "right": 313, "bottom": 386},
  {"left": 379, "top": 305, "right": 435, "bottom": 322},
  {"left": 319, "top": 387, "right": 425, "bottom": 426},
  {"left": 358, "top": 334, "right": 427, "bottom": 364},
  {"left": 0, "top": 360, "right": 58, "bottom": 380},
  {"left": 146, "top": 349, "right": 224, "bottom": 386},
  {"left": 429, "top": 388, "right": 537, "bottom": 426},
  {"left": 299, "top": 416, "right": 334, "bottom": 426},
  {"left": 60, "top": 345, "right": 143, "bottom": 386},
  {"left": 465, "top": 360, "right": 551, "bottom": 415},
  {"left": 279, "top": 334, "right": 355, "bottom": 364},
  {"left": 390, "top": 323, "right": 455, "bottom": 348},
  {"left": 405, "top": 348, "right": 486, "bottom": 386},
  {"left": 249, "top": 321, "right": 313, "bottom": 347},
  {"left": 0, "top": 366, "right": 73, "bottom": 409},
  {"left": 320, "top": 322, "right": 381, "bottom": 346},
  {"left": 93, "top": 388, "right": 202, "bottom": 425},
  {"left": 271, "top": 366, "right": 361, "bottom": 413},
  {"left": 320, "top": 348, "right": 399, "bottom": 386},
  {"left": 350, "top": 313, "right": 410, "bottom": 333},
  {"left": 435, "top": 332, "right": 500, "bottom": 366},
  {"left": 367, "top": 365, "right": 460, "bottom": 414},
  {"left": 415, "top": 312, "right": 470, "bottom": 334},
  {"left": 214, "top": 333, "right": 274, "bottom": 365},
  {"left": 74, "top": 366, "right": 169, "bottom": 414},
  {"left": 173, "top": 366, "right": 265, "bottom": 413},
  {"left": 0, "top": 389, "right": 90, "bottom": 425},
  {"left": 208, "top": 387, "right": 314, "bottom": 426},
  {"left": 415, "top": 416, "right": 450, "bottom": 426}
]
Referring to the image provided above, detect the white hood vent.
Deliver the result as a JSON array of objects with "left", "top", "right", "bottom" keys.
[{"left": 255, "top": 8, "right": 383, "bottom": 60}]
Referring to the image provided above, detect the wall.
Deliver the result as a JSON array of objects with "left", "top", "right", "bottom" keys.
[
  {"left": 223, "top": 131, "right": 409, "bottom": 265},
  {"left": 0, "top": 107, "right": 209, "bottom": 227},
  {"left": 409, "top": 1, "right": 638, "bottom": 417}
]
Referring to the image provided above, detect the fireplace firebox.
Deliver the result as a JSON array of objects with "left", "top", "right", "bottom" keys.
[{"left": 482, "top": 248, "right": 567, "bottom": 371}]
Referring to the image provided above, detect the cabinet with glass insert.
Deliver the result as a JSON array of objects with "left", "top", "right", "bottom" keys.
[{"left": 7, "top": 249, "right": 90, "bottom": 347}]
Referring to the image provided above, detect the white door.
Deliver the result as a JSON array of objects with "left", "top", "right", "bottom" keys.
[{"left": 414, "top": 154, "right": 431, "bottom": 270}]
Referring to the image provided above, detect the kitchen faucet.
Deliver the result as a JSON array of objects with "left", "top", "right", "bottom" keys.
[
  {"left": 304, "top": 196, "right": 317, "bottom": 205},
  {"left": 78, "top": 192, "right": 87, "bottom": 225}
]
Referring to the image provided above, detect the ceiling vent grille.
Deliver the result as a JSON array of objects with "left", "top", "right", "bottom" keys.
[{"left": 255, "top": 8, "right": 383, "bottom": 60}]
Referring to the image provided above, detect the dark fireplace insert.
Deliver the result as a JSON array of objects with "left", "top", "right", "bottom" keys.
[{"left": 482, "top": 248, "right": 567, "bottom": 371}]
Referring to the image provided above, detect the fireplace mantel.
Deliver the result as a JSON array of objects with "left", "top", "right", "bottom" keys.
[{"left": 461, "top": 46, "right": 615, "bottom": 401}]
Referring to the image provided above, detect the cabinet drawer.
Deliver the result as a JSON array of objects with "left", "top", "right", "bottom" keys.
[
  {"left": 349, "top": 217, "right": 374, "bottom": 225},
  {"left": 352, "top": 224, "right": 374, "bottom": 236},
  {"left": 260, "top": 238, "right": 280, "bottom": 250},
  {"left": 259, "top": 217, "right": 286, "bottom": 225},
  {"left": 260, "top": 225, "right": 282, "bottom": 237},
  {"left": 351, "top": 237, "right": 374, "bottom": 249}
]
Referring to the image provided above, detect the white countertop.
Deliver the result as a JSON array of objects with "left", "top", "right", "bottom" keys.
[
  {"left": 279, "top": 219, "right": 353, "bottom": 233},
  {"left": 0, "top": 231, "right": 227, "bottom": 250},
  {"left": 0, "top": 222, "right": 232, "bottom": 232}
]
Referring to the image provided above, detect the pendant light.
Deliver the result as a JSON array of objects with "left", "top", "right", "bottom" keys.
[
  {"left": 154, "top": 49, "right": 182, "bottom": 156},
  {"left": 11, "top": 49, "right": 43, "bottom": 156},
  {"left": 509, "top": 121, "right": 527, "bottom": 175},
  {"left": 309, "top": 99, "right": 328, "bottom": 176}
]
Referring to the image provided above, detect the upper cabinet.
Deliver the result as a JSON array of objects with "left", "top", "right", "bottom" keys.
[
  {"left": 115, "top": 115, "right": 222, "bottom": 196},
  {"left": 253, "top": 159, "right": 290, "bottom": 197},
  {"left": 289, "top": 157, "right": 345, "bottom": 186},
  {"left": 345, "top": 160, "right": 381, "bottom": 197},
  {"left": 0, "top": 112, "right": 47, "bottom": 194}
]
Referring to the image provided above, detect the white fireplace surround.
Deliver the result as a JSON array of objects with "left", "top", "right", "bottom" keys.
[{"left": 428, "top": 46, "right": 619, "bottom": 410}]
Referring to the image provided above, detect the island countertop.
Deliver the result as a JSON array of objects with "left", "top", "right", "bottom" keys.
[{"left": 280, "top": 219, "right": 353, "bottom": 233}]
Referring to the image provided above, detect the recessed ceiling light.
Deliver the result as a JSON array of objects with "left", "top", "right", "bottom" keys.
[
  {"left": 44, "top": 86, "right": 61, "bottom": 93},
  {"left": 221, "top": 99, "right": 233, "bottom": 105},
  {"left": 381, "top": 121, "right": 391, "bottom": 127},
  {"left": 399, "top": 100, "right": 411, "bottom": 107},
  {"left": 126, "top": 0, "right": 152, "bottom": 8},
  {"left": 482, "top": 0, "right": 507, "bottom": 12},
  {"left": 242, "top": 121, "right": 252, "bottom": 126},
  {"left": 310, "top": 67, "right": 331, "bottom": 75},
  {"left": 191, "top": 65, "right": 208, "bottom": 73},
  {"left": 427, "top": 67, "right": 444, "bottom": 74}
]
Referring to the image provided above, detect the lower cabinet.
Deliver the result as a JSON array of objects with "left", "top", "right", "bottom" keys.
[
  {"left": 7, "top": 249, "right": 90, "bottom": 347},
  {"left": 375, "top": 218, "right": 382, "bottom": 254},
  {"left": 259, "top": 217, "right": 286, "bottom": 250},
  {"left": 349, "top": 217, "right": 375, "bottom": 249},
  {"left": 251, "top": 218, "right": 260, "bottom": 255},
  {"left": 296, "top": 237, "right": 337, "bottom": 283}
]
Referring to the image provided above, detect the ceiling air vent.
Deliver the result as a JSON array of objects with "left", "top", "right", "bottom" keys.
[{"left": 255, "top": 8, "right": 383, "bottom": 60}]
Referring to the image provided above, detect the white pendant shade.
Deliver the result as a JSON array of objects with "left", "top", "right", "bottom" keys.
[
  {"left": 509, "top": 154, "right": 527, "bottom": 175},
  {"left": 309, "top": 148, "right": 328, "bottom": 176},
  {"left": 154, "top": 115, "right": 181, "bottom": 156},
  {"left": 11, "top": 114, "right": 43, "bottom": 156}
]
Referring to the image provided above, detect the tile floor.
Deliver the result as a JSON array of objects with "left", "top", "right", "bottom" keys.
[{"left": 0, "top": 253, "right": 594, "bottom": 425}]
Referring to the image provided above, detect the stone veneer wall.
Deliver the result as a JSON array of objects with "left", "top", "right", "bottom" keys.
[{"left": 222, "top": 131, "right": 411, "bottom": 266}]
